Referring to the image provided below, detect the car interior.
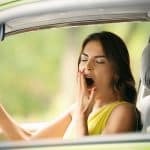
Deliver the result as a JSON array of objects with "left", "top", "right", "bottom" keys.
[{"left": 138, "top": 37, "right": 150, "bottom": 133}]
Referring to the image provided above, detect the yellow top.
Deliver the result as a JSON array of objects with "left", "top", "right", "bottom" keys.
[
  {"left": 88, "top": 100, "right": 128, "bottom": 135},
  {"left": 63, "top": 100, "right": 128, "bottom": 139}
]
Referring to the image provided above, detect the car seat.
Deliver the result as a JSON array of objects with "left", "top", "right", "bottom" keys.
[{"left": 139, "top": 37, "right": 150, "bottom": 132}]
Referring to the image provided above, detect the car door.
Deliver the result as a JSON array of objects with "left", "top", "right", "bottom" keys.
[{"left": 0, "top": 0, "right": 150, "bottom": 149}]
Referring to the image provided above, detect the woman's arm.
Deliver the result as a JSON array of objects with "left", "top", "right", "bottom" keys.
[
  {"left": 64, "top": 70, "right": 96, "bottom": 138},
  {"left": 0, "top": 104, "right": 74, "bottom": 140},
  {"left": 31, "top": 106, "right": 73, "bottom": 140},
  {"left": 0, "top": 104, "right": 30, "bottom": 140}
]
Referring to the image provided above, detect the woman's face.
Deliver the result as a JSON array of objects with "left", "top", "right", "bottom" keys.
[{"left": 79, "top": 40, "right": 115, "bottom": 94}]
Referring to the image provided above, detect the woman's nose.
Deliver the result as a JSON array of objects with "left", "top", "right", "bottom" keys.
[{"left": 85, "top": 61, "right": 94, "bottom": 70}]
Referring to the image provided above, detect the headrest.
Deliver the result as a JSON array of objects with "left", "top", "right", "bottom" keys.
[{"left": 141, "top": 37, "right": 150, "bottom": 89}]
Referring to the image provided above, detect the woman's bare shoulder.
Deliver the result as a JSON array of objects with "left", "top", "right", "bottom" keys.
[
  {"left": 102, "top": 102, "right": 136, "bottom": 134},
  {"left": 110, "top": 102, "right": 136, "bottom": 123},
  {"left": 113, "top": 102, "right": 136, "bottom": 114}
]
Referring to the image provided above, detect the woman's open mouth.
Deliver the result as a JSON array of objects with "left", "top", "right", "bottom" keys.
[{"left": 85, "top": 77, "right": 95, "bottom": 88}]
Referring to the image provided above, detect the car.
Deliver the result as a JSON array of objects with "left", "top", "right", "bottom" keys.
[{"left": 0, "top": 0, "right": 150, "bottom": 149}]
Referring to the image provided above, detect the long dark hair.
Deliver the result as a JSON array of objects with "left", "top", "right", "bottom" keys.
[{"left": 78, "top": 31, "right": 137, "bottom": 104}]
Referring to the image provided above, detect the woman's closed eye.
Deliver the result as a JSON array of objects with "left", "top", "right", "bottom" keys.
[
  {"left": 81, "top": 58, "right": 88, "bottom": 62},
  {"left": 80, "top": 56, "right": 88, "bottom": 62},
  {"left": 95, "top": 58, "right": 105, "bottom": 64}
]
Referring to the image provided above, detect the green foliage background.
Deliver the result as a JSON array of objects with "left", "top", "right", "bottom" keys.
[{"left": 0, "top": 22, "right": 149, "bottom": 122}]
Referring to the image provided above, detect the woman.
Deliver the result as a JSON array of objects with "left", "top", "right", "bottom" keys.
[{"left": 0, "top": 31, "right": 142, "bottom": 140}]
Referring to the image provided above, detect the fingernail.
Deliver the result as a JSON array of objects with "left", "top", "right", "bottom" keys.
[
  {"left": 81, "top": 68, "right": 85, "bottom": 73},
  {"left": 80, "top": 71, "right": 84, "bottom": 74},
  {"left": 93, "top": 87, "right": 96, "bottom": 91}
]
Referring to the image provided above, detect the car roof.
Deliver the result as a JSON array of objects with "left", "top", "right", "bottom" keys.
[{"left": 0, "top": 0, "right": 150, "bottom": 38}]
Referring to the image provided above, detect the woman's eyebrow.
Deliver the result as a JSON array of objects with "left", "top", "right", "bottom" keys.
[
  {"left": 95, "top": 55, "right": 106, "bottom": 58},
  {"left": 82, "top": 53, "right": 106, "bottom": 58},
  {"left": 81, "top": 53, "right": 88, "bottom": 57}
]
